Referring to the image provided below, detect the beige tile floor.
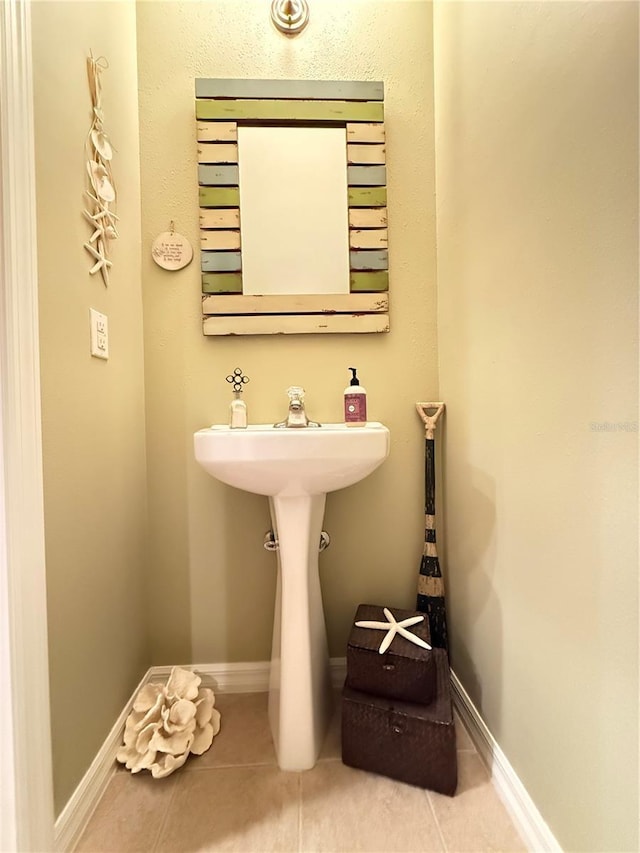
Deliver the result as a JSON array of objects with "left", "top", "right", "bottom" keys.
[{"left": 76, "top": 692, "right": 527, "bottom": 853}]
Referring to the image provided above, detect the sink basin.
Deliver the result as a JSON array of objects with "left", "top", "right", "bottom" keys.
[
  {"left": 194, "top": 422, "right": 390, "bottom": 497},
  {"left": 193, "top": 419, "right": 390, "bottom": 771}
]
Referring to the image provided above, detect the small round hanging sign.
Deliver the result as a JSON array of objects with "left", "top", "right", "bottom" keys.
[{"left": 151, "top": 229, "right": 193, "bottom": 271}]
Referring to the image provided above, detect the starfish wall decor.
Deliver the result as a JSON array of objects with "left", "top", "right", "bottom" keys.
[
  {"left": 355, "top": 607, "right": 433, "bottom": 655},
  {"left": 84, "top": 54, "right": 118, "bottom": 286}
]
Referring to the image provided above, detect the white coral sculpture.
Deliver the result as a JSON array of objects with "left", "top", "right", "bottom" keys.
[
  {"left": 84, "top": 53, "right": 118, "bottom": 286},
  {"left": 116, "top": 667, "right": 221, "bottom": 778}
]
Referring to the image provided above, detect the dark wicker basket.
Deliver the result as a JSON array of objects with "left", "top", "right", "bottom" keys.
[
  {"left": 342, "top": 648, "right": 457, "bottom": 796},
  {"left": 346, "top": 604, "right": 436, "bottom": 704}
]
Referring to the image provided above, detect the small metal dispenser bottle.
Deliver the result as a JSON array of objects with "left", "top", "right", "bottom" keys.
[
  {"left": 226, "top": 367, "right": 249, "bottom": 429},
  {"left": 344, "top": 367, "right": 367, "bottom": 427}
]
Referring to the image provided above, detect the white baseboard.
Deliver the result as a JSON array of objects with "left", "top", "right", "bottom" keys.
[
  {"left": 53, "top": 668, "right": 151, "bottom": 853},
  {"left": 55, "top": 659, "right": 559, "bottom": 853},
  {"left": 450, "top": 669, "right": 562, "bottom": 852},
  {"left": 149, "top": 658, "right": 347, "bottom": 692},
  {"left": 148, "top": 660, "right": 272, "bottom": 693},
  {"left": 54, "top": 658, "right": 348, "bottom": 852}
]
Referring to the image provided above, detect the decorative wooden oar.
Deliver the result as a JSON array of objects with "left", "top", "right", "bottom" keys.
[{"left": 415, "top": 402, "right": 448, "bottom": 651}]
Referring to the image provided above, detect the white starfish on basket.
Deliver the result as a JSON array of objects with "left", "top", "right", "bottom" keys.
[{"left": 355, "top": 607, "right": 433, "bottom": 655}]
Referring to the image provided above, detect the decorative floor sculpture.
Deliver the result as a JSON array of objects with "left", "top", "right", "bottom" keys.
[
  {"left": 415, "top": 403, "right": 449, "bottom": 651},
  {"left": 117, "top": 667, "right": 220, "bottom": 778}
]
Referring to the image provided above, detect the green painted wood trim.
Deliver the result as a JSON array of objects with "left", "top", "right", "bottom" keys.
[
  {"left": 198, "top": 164, "right": 240, "bottom": 186},
  {"left": 347, "top": 165, "right": 387, "bottom": 187},
  {"left": 349, "top": 271, "right": 389, "bottom": 292},
  {"left": 348, "top": 187, "right": 387, "bottom": 207},
  {"left": 202, "top": 272, "right": 243, "bottom": 294},
  {"left": 350, "top": 250, "right": 389, "bottom": 271},
  {"left": 195, "top": 79, "right": 384, "bottom": 101},
  {"left": 201, "top": 251, "right": 242, "bottom": 272},
  {"left": 196, "top": 99, "right": 384, "bottom": 123},
  {"left": 199, "top": 187, "right": 240, "bottom": 207}
]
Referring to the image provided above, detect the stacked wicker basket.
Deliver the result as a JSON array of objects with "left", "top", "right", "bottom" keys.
[{"left": 341, "top": 604, "right": 457, "bottom": 796}]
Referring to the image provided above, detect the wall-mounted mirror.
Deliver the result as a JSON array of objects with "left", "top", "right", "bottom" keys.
[{"left": 195, "top": 78, "right": 390, "bottom": 336}]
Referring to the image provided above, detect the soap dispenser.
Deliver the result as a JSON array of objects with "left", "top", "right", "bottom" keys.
[
  {"left": 344, "top": 367, "right": 367, "bottom": 426},
  {"left": 226, "top": 367, "right": 249, "bottom": 429}
]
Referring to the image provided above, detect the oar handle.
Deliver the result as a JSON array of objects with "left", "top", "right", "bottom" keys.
[{"left": 416, "top": 402, "right": 445, "bottom": 439}]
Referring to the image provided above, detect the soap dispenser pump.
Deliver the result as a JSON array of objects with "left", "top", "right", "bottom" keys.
[
  {"left": 344, "top": 367, "right": 367, "bottom": 426},
  {"left": 226, "top": 367, "right": 249, "bottom": 429}
]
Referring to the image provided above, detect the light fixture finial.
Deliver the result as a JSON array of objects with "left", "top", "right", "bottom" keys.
[{"left": 270, "top": 0, "right": 310, "bottom": 35}]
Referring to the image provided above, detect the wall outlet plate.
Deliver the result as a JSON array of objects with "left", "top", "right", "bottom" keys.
[{"left": 89, "top": 308, "right": 109, "bottom": 360}]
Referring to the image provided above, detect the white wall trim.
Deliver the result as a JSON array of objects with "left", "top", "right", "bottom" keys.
[
  {"left": 0, "top": 380, "right": 17, "bottom": 853},
  {"left": 149, "top": 658, "right": 348, "bottom": 693},
  {"left": 53, "top": 668, "right": 152, "bottom": 853},
  {"left": 0, "top": 1, "right": 55, "bottom": 850},
  {"left": 450, "top": 669, "right": 562, "bottom": 853},
  {"left": 149, "top": 661, "right": 273, "bottom": 693}
]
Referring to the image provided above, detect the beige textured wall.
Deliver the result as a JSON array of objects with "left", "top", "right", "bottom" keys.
[
  {"left": 136, "top": 1, "right": 437, "bottom": 664},
  {"left": 434, "top": 2, "right": 639, "bottom": 850},
  {"left": 32, "top": 0, "right": 149, "bottom": 815}
]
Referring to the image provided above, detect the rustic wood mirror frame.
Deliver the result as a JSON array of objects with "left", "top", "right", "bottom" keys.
[{"left": 195, "top": 78, "right": 390, "bottom": 336}]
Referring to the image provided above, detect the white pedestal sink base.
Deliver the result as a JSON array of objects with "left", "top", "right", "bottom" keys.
[
  {"left": 193, "top": 422, "right": 390, "bottom": 772},
  {"left": 267, "top": 494, "right": 333, "bottom": 770}
]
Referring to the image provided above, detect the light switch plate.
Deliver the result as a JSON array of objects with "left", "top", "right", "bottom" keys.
[{"left": 90, "top": 309, "right": 109, "bottom": 360}]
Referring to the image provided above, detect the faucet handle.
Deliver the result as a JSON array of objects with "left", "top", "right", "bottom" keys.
[
  {"left": 226, "top": 367, "right": 250, "bottom": 393},
  {"left": 286, "top": 385, "right": 305, "bottom": 402}
]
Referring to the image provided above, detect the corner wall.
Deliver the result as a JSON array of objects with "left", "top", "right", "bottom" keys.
[
  {"left": 434, "top": 2, "right": 639, "bottom": 850},
  {"left": 32, "top": 0, "right": 148, "bottom": 815}
]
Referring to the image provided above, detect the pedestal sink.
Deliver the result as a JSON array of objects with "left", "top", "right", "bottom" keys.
[{"left": 194, "top": 422, "right": 390, "bottom": 771}]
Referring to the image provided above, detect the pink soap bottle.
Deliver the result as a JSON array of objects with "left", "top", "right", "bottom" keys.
[{"left": 344, "top": 367, "right": 367, "bottom": 426}]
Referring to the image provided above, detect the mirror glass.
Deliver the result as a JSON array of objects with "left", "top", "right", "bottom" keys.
[{"left": 237, "top": 126, "right": 350, "bottom": 296}]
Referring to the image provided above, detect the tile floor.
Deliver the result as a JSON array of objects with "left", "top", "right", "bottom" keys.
[{"left": 76, "top": 691, "right": 527, "bottom": 852}]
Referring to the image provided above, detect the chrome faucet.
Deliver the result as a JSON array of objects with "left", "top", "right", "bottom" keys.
[{"left": 274, "top": 386, "right": 321, "bottom": 428}]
